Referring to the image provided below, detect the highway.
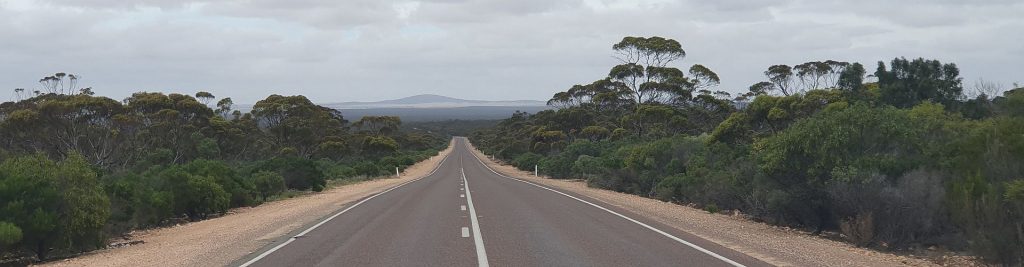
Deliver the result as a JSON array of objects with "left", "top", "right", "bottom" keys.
[{"left": 236, "top": 137, "right": 770, "bottom": 267}]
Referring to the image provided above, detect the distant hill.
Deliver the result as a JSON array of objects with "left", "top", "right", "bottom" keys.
[
  {"left": 236, "top": 94, "right": 551, "bottom": 122},
  {"left": 337, "top": 106, "right": 550, "bottom": 122},
  {"left": 322, "top": 94, "right": 547, "bottom": 109}
]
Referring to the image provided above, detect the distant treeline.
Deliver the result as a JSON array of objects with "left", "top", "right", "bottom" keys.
[
  {"left": 403, "top": 119, "right": 500, "bottom": 137},
  {"left": 0, "top": 77, "right": 446, "bottom": 263},
  {"left": 471, "top": 36, "right": 1024, "bottom": 265}
]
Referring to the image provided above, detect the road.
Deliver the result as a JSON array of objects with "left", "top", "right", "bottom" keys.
[{"left": 235, "top": 137, "right": 770, "bottom": 267}]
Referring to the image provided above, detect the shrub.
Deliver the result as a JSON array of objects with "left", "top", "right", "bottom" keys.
[
  {"left": 181, "top": 159, "right": 255, "bottom": 207},
  {"left": 538, "top": 155, "right": 574, "bottom": 178},
  {"left": 251, "top": 171, "right": 286, "bottom": 202},
  {"left": 840, "top": 212, "right": 875, "bottom": 247},
  {"left": 255, "top": 157, "right": 326, "bottom": 191},
  {"left": 703, "top": 204, "right": 720, "bottom": 214},
  {"left": 183, "top": 175, "right": 230, "bottom": 219},
  {"left": 0, "top": 221, "right": 22, "bottom": 248},
  {"left": 353, "top": 161, "right": 386, "bottom": 178},
  {"left": 0, "top": 153, "right": 110, "bottom": 260},
  {"left": 511, "top": 153, "right": 543, "bottom": 171}
]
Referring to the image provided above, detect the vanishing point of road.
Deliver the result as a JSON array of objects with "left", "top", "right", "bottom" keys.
[{"left": 234, "top": 137, "right": 770, "bottom": 267}]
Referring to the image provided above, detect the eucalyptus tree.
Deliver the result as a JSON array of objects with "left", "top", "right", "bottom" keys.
[
  {"left": 354, "top": 116, "right": 401, "bottom": 136},
  {"left": 609, "top": 36, "right": 693, "bottom": 105},
  {"left": 195, "top": 91, "right": 215, "bottom": 105},
  {"left": 748, "top": 81, "right": 774, "bottom": 96},
  {"left": 875, "top": 57, "right": 963, "bottom": 108},
  {"left": 251, "top": 95, "right": 347, "bottom": 158},
  {"left": 38, "top": 73, "right": 81, "bottom": 95},
  {"left": 689, "top": 64, "right": 721, "bottom": 90},
  {"left": 214, "top": 97, "right": 233, "bottom": 117},
  {"left": 607, "top": 36, "right": 721, "bottom": 135},
  {"left": 765, "top": 65, "right": 795, "bottom": 96}
]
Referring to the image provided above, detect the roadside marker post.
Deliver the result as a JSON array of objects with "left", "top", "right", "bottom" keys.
[
  {"left": 534, "top": 165, "right": 538, "bottom": 177},
  {"left": 395, "top": 167, "right": 400, "bottom": 177}
]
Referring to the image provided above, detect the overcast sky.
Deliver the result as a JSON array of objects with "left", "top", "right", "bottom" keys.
[{"left": 1, "top": 0, "right": 1021, "bottom": 104}]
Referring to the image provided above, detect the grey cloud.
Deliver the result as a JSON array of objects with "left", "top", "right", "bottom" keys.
[{"left": 1, "top": 0, "right": 1021, "bottom": 104}]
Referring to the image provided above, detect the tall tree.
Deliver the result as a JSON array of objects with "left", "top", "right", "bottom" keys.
[
  {"left": 609, "top": 36, "right": 690, "bottom": 105},
  {"left": 875, "top": 57, "right": 963, "bottom": 108},
  {"left": 765, "top": 65, "right": 795, "bottom": 96}
]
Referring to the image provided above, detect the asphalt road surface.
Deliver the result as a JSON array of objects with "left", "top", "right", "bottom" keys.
[{"left": 236, "top": 137, "right": 770, "bottom": 267}]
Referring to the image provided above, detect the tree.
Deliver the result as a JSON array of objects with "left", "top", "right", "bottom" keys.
[
  {"left": 689, "top": 64, "right": 720, "bottom": 90},
  {"left": 215, "top": 97, "right": 233, "bottom": 117},
  {"left": 875, "top": 57, "right": 963, "bottom": 108},
  {"left": 195, "top": 91, "right": 215, "bottom": 106},
  {"left": 748, "top": 81, "right": 774, "bottom": 96},
  {"left": 580, "top": 126, "right": 610, "bottom": 141},
  {"left": 837, "top": 62, "right": 866, "bottom": 92},
  {"left": 765, "top": 65, "right": 795, "bottom": 96},
  {"left": 362, "top": 136, "right": 400, "bottom": 155},
  {"left": 38, "top": 73, "right": 82, "bottom": 95},
  {"left": 251, "top": 95, "right": 347, "bottom": 158},
  {"left": 354, "top": 116, "right": 401, "bottom": 136},
  {"left": 609, "top": 36, "right": 691, "bottom": 105}
]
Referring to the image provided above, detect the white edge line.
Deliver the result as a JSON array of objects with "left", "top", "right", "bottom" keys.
[
  {"left": 466, "top": 144, "right": 747, "bottom": 267},
  {"left": 461, "top": 167, "right": 490, "bottom": 267},
  {"left": 239, "top": 149, "right": 452, "bottom": 267}
]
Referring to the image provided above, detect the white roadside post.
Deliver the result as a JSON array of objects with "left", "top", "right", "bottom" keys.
[
  {"left": 534, "top": 165, "right": 538, "bottom": 177},
  {"left": 395, "top": 167, "right": 400, "bottom": 178}
]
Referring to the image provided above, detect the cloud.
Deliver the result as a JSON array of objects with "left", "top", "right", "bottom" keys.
[{"left": 0, "top": 0, "right": 1021, "bottom": 104}]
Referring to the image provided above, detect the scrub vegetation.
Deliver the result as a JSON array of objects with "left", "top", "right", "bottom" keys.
[
  {"left": 0, "top": 77, "right": 446, "bottom": 263},
  {"left": 472, "top": 36, "right": 1024, "bottom": 265}
]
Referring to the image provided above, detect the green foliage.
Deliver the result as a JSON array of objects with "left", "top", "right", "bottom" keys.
[
  {"left": 580, "top": 125, "right": 610, "bottom": 141},
  {"left": 183, "top": 175, "right": 230, "bottom": 219},
  {"left": 256, "top": 157, "right": 326, "bottom": 192},
  {"left": 0, "top": 74, "right": 447, "bottom": 261},
  {"left": 470, "top": 37, "right": 1024, "bottom": 265},
  {"left": 181, "top": 160, "right": 255, "bottom": 207},
  {"left": 995, "top": 88, "right": 1024, "bottom": 117},
  {"left": 362, "top": 136, "right": 400, "bottom": 155},
  {"left": 876, "top": 57, "right": 963, "bottom": 108},
  {"left": 0, "top": 222, "right": 21, "bottom": 247},
  {"left": 512, "top": 153, "right": 543, "bottom": 170},
  {"left": 0, "top": 153, "right": 110, "bottom": 260}
]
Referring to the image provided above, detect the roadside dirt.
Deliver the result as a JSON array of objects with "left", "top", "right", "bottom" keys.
[
  {"left": 40, "top": 143, "right": 453, "bottom": 267},
  {"left": 466, "top": 144, "right": 983, "bottom": 267}
]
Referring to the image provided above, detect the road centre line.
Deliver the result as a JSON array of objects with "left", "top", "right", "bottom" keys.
[{"left": 461, "top": 166, "right": 490, "bottom": 267}]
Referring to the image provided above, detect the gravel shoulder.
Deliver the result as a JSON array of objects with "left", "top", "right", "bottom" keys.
[
  {"left": 40, "top": 143, "right": 453, "bottom": 267},
  {"left": 466, "top": 144, "right": 953, "bottom": 267}
]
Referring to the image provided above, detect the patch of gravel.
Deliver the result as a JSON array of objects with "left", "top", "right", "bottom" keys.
[
  {"left": 466, "top": 144, "right": 983, "bottom": 267},
  {"left": 39, "top": 143, "right": 453, "bottom": 267}
]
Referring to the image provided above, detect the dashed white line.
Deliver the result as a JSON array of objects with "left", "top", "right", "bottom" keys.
[
  {"left": 462, "top": 227, "right": 470, "bottom": 237},
  {"left": 461, "top": 205, "right": 467, "bottom": 211},
  {"left": 460, "top": 194, "right": 465, "bottom": 198},
  {"left": 466, "top": 144, "right": 746, "bottom": 267},
  {"left": 461, "top": 167, "right": 490, "bottom": 267}
]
